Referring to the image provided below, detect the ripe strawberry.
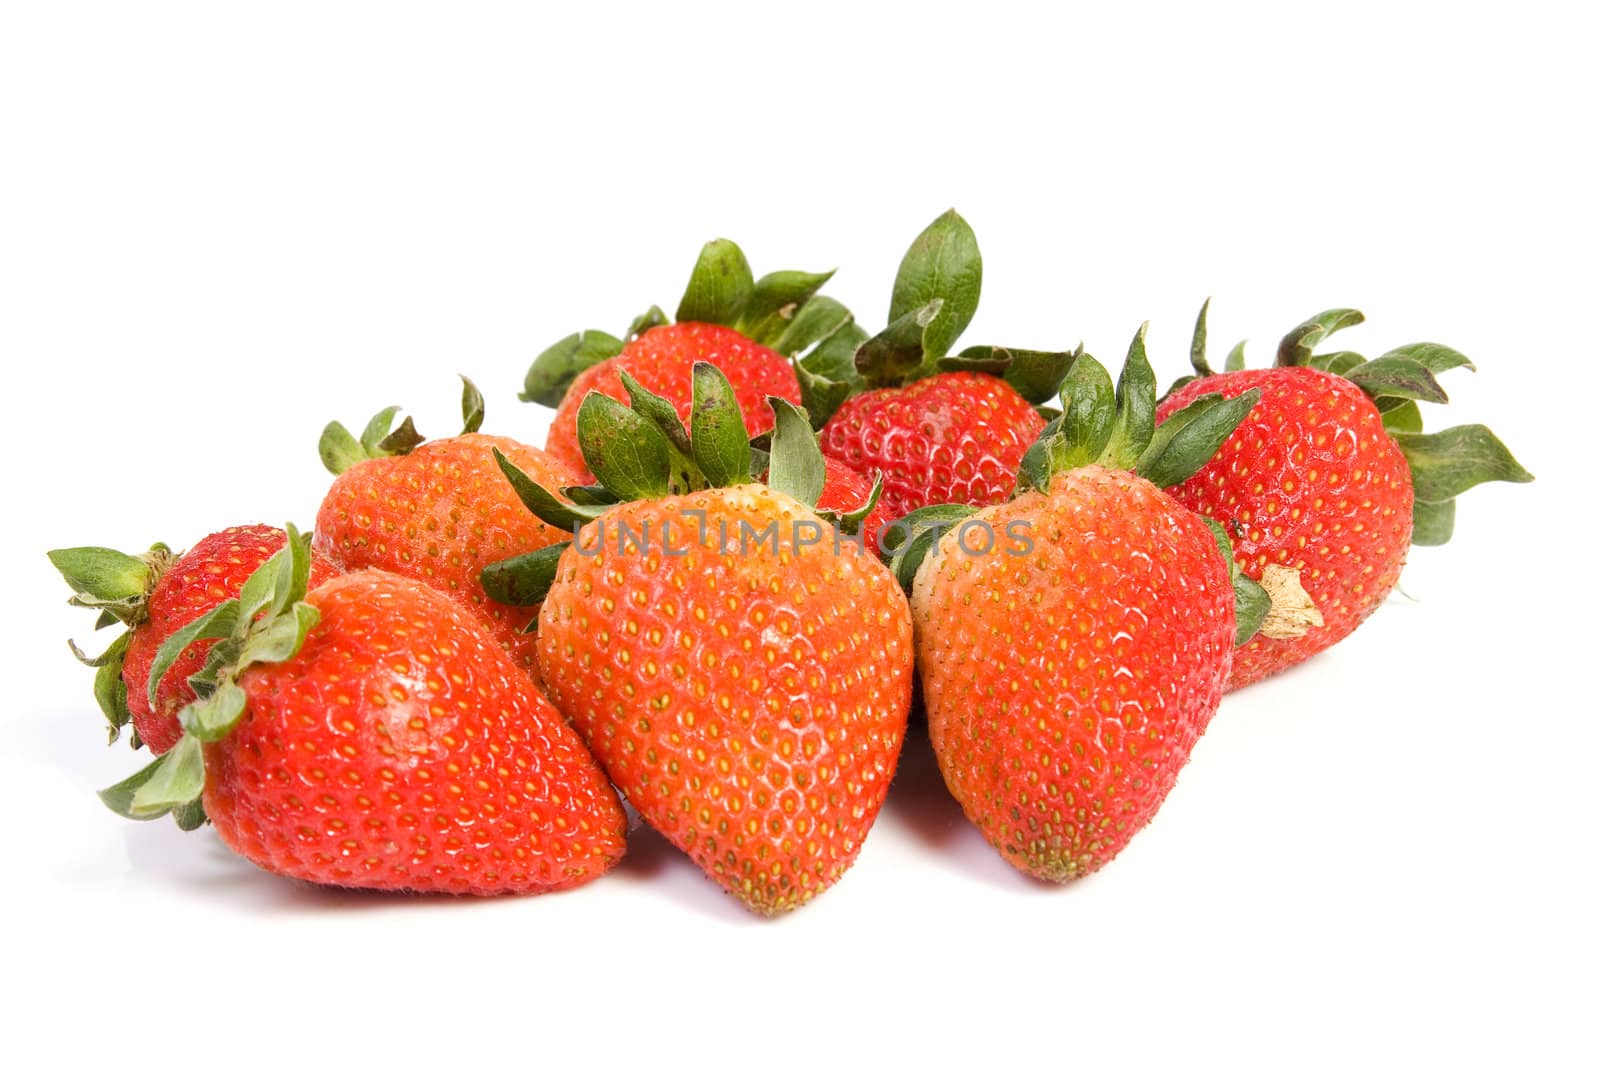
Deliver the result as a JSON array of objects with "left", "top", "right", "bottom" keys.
[
  {"left": 490, "top": 365, "right": 913, "bottom": 914},
  {"left": 99, "top": 533, "right": 628, "bottom": 894},
  {"left": 819, "top": 370, "right": 1044, "bottom": 528},
  {"left": 1159, "top": 304, "right": 1532, "bottom": 689},
  {"left": 904, "top": 328, "right": 1262, "bottom": 881},
  {"left": 522, "top": 237, "right": 844, "bottom": 481},
  {"left": 546, "top": 322, "right": 801, "bottom": 479},
  {"left": 314, "top": 379, "right": 581, "bottom": 684},
  {"left": 802, "top": 211, "right": 1073, "bottom": 530},
  {"left": 814, "top": 453, "right": 888, "bottom": 551},
  {"left": 50, "top": 525, "right": 340, "bottom": 754}
]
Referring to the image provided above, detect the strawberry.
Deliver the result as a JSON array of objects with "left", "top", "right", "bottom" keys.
[
  {"left": 488, "top": 365, "right": 913, "bottom": 914},
  {"left": 521, "top": 237, "right": 847, "bottom": 481},
  {"left": 98, "top": 531, "right": 628, "bottom": 894},
  {"left": 806, "top": 211, "right": 1074, "bottom": 530},
  {"left": 50, "top": 525, "right": 340, "bottom": 754},
  {"left": 1159, "top": 304, "right": 1533, "bottom": 689},
  {"left": 903, "top": 327, "right": 1263, "bottom": 881},
  {"left": 819, "top": 370, "right": 1045, "bottom": 529},
  {"left": 813, "top": 454, "right": 888, "bottom": 552},
  {"left": 314, "top": 378, "right": 581, "bottom": 684},
  {"left": 545, "top": 322, "right": 801, "bottom": 479}
]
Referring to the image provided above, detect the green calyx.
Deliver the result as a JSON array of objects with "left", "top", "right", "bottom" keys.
[
  {"left": 49, "top": 542, "right": 177, "bottom": 745},
  {"left": 795, "top": 209, "right": 1077, "bottom": 428},
  {"left": 1011, "top": 324, "right": 1267, "bottom": 641},
  {"left": 97, "top": 524, "right": 321, "bottom": 828},
  {"left": 519, "top": 238, "right": 843, "bottom": 409},
  {"left": 319, "top": 376, "right": 485, "bottom": 475},
  {"left": 1173, "top": 300, "right": 1534, "bottom": 545},
  {"left": 1019, "top": 323, "right": 1263, "bottom": 494},
  {"left": 486, "top": 364, "right": 871, "bottom": 609}
]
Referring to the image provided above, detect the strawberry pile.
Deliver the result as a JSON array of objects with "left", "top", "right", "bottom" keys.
[{"left": 50, "top": 213, "right": 1531, "bottom": 913}]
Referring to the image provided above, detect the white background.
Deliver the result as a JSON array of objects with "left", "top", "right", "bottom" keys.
[{"left": 2, "top": 3, "right": 1593, "bottom": 1064}]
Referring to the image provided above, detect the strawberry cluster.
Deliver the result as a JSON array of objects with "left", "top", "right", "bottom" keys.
[{"left": 51, "top": 213, "right": 1531, "bottom": 913}]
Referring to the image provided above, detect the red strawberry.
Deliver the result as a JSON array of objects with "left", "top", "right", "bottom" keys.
[
  {"left": 801, "top": 211, "right": 1073, "bottom": 530},
  {"left": 905, "top": 332, "right": 1259, "bottom": 880},
  {"left": 489, "top": 366, "right": 913, "bottom": 914},
  {"left": 547, "top": 322, "right": 800, "bottom": 478},
  {"left": 1159, "top": 304, "right": 1532, "bottom": 689},
  {"left": 99, "top": 535, "right": 628, "bottom": 894},
  {"left": 50, "top": 525, "right": 340, "bottom": 753},
  {"left": 819, "top": 370, "right": 1044, "bottom": 528},
  {"left": 314, "top": 380, "right": 581, "bottom": 685},
  {"left": 815, "top": 453, "right": 888, "bottom": 551},
  {"left": 522, "top": 238, "right": 843, "bottom": 481}
]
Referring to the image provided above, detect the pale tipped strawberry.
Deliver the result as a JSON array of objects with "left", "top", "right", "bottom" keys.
[
  {"left": 314, "top": 377, "right": 581, "bottom": 685},
  {"left": 50, "top": 525, "right": 341, "bottom": 753},
  {"left": 810, "top": 210, "right": 1078, "bottom": 529},
  {"left": 487, "top": 365, "right": 912, "bottom": 915},
  {"left": 1159, "top": 303, "right": 1533, "bottom": 688},
  {"left": 96, "top": 528, "right": 628, "bottom": 891},
  {"left": 904, "top": 325, "right": 1265, "bottom": 882},
  {"left": 522, "top": 238, "right": 849, "bottom": 480}
]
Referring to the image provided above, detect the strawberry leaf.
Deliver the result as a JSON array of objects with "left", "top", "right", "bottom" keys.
[
  {"left": 98, "top": 756, "right": 175, "bottom": 821},
  {"left": 1101, "top": 324, "right": 1157, "bottom": 469},
  {"left": 625, "top": 306, "right": 668, "bottom": 342},
  {"left": 49, "top": 550, "right": 156, "bottom": 607},
  {"left": 127, "top": 734, "right": 205, "bottom": 819},
  {"left": 1200, "top": 516, "right": 1269, "bottom": 646},
  {"left": 1412, "top": 498, "right": 1457, "bottom": 547},
  {"left": 1347, "top": 354, "right": 1449, "bottom": 404},
  {"left": 780, "top": 296, "right": 857, "bottom": 361},
  {"left": 855, "top": 299, "right": 943, "bottom": 387},
  {"left": 880, "top": 504, "right": 979, "bottom": 593},
  {"left": 178, "top": 680, "right": 248, "bottom": 743},
  {"left": 677, "top": 239, "right": 754, "bottom": 327},
  {"left": 691, "top": 362, "right": 752, "bottom": 489},
  {"left": 1189, "top": 298, "right": 1213, "bottom": 377},
  {"left": 481, "top": 543, "right": 569, "bottom": 607},
  {"left": 618, "top": 370, "right": 692, "bottom": 455},
  {"left": 1277, "top": 308, "right": 1365, "bottom": 367},
  {"left": 1308, "top": 351, "right": 1366, "bottom": 375},
  {"left": 1380, "top": 341, "right": 1474, "bottom": 375},
  {"left": 577, "top": 392, "right": 681, "bottom": 499},
  {"left": 740, "top": 269, "right": 836, "bottom": 345},
  {"left": 1138, "top": 388, "right": 1262, "bottom": 488},
  {"left": 493, "top": 448, "right": 608, "bottom": 529},
  {"left": 1393, "top": 424, "right": 1533, "bottom": 504},
  {"left": 520, "top": 330, "right": 625, "bottom": 407},
  {"left": 359, "top": 406, "right": 403, "bottom": 452},
  {"left": 889, "top": 209, "right": 981, "bottom": 367},
  {"left": 765, "top": 398, "right": 825, "bottom": 509},
  {"left": 1055, "top": 351, "right": 1117, "bottom": 467},
  {"left": 318, "top": 420, "right": 368, "bottom": 475},
  {"left": 146, "top": 599, "right": 241, "bottom": 707},
  {"left": 460, "top": 375, "right": 485, "bottom": 434}
]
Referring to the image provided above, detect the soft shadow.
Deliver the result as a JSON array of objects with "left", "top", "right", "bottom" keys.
[
  {"left": 883, "top": 719, "right": 1077, "bottom": 895},
  {"left": 882, "top": 719, "right": 970, "bottom": 849},
  {"left": 612, "top": 817, "right": 774, "bottom": 925}
]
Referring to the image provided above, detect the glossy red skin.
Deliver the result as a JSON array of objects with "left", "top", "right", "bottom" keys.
[
  {"left": 536, "top": 485, "right": 915, "bottom": 914},
  {"left": 313, "top": 434, "right": 580, "bottom": 684},
  {"left": 819, "top": 371, "right": 1044, "bottom": 530},
  {"left": 912, "top": 468, "right": 1234, "bottom": 881},
  {"left": 546, "top": 322, "right": 802, "bottom": 479},
  {"left": 122, "top": 526, "right": 341, "bottom": 754},
  {"left": 205, "top": 570, "right": 628, "bottom": 895},
  {"left": 1159, "top": 369, "right": 1413, "bottom": 689}
]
